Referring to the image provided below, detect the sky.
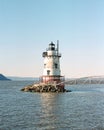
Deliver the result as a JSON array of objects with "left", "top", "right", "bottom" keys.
[{"left": 0, "top": 0, "right": 104, "bottom": 78}]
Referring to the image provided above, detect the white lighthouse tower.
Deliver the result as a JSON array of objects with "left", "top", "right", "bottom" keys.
[{"left": 41, "top": 41, "right": 65, "bottom": 89}]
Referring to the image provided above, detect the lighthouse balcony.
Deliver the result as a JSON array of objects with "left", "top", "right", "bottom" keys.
[
  {"left": 45, "top": 53, "right": 61, "bottom": 57},
  {"left": 42, "top": 52, "right": 47, "bottom": 57},
  {"left": 57, "top": 53, "right": 61, "bottom": 57}
]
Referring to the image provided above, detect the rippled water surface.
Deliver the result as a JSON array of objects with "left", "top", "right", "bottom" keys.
[{"left": 0, "top": 81, "right": 104, "bottom": 130}]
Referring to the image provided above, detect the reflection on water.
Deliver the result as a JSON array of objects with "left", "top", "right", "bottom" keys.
[
  {"left": 0, "top": 81, "right": 104, "bottom": 130},
  {"left": 40, "top": 93, "right": 60, "bottom": 129},
  {"left": 39, "top": 93, "right": 70, "bottom": 129}
]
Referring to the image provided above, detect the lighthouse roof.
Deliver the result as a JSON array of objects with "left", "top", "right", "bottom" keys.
[
  {"left": 48, "top": 42, "right": 55, "bottom": 51},
  {"left": 49, "top": 42, "right": 55, "bottom": 46}
]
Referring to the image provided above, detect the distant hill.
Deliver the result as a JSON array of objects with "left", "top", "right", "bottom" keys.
[
  {"left": 4, "top": 75, "right": 104, "bottom": 84},
  {"left": 66, "top": 76, "right": 104, "bottom": 85},
  {"left": 0, "top": 74, "right": 11, "bottom": 80}
]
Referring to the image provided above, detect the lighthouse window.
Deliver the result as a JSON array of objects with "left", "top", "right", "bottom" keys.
[
  {"left": 44, "top": 64, "right": 46, "bottom": 68},
  {"left": 51, "top": 47, "right": 55, "bottom": 50},
  {"left": 55, "top": 63, "right": 58, "bottom": 68},
  {"left": 47, "top": 70, "right": 50, "bottom": 75}
]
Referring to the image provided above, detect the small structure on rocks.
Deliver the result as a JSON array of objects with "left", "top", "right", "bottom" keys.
[{"left": 21, "top": 41, "right": 70, "bottom": 93}]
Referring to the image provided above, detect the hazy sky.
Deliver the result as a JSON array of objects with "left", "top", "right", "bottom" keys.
[{"left": 0, "top": 0, "right": 104, "bottom": 78}]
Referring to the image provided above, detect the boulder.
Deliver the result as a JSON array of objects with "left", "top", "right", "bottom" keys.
[{"left": 21, "top": 83, "right": 71, "bottom": 93}]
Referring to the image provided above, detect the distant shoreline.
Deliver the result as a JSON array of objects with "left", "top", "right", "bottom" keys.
[{"left": 5, "top": 76, "right": 104, "bottom": 85}]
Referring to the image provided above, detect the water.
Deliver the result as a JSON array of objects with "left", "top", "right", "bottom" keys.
[{"left": 0, "top": 81, "right": 104, "bottom": 130}]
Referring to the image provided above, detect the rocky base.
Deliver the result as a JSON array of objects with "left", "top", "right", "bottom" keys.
[{"left": 21, "top": 83, "right": 71, "bottom": 93}]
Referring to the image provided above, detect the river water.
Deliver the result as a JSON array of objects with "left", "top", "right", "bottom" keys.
[{"left": 0, "top": 81, "right": 104, "bottom": 130}]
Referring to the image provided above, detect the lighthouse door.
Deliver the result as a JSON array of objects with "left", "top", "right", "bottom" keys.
[{"left": 47, "top": 70, "right": 50, "bottom": 75}]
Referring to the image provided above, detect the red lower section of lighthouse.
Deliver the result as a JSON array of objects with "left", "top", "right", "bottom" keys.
[{"left": 40, "top": 75, "right": 65, "bottom": 89}]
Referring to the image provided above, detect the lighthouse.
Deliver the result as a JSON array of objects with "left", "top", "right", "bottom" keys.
[
  {"left": 41, "top": 41, "right": 65, "bottom": 89},
  {"left": 21, "top": 41, "right": 70, "bottom": 93}
]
